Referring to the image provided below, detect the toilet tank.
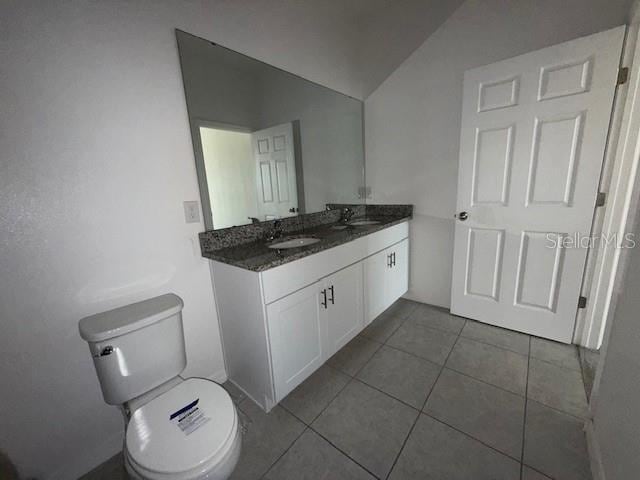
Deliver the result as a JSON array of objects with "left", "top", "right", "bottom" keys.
[{"left": 79, "top": 293, "right": 187, "bottom": 405}]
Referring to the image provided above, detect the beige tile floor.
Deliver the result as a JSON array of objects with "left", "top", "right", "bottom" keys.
[{"left": 81, "top": 299, "right": 591, "bottom": 480}]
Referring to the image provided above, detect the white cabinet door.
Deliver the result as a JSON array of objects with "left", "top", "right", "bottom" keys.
[
  {"left": 364, "top": 239, "right": 410, "bottom": 324},
  {"left": 364, "top": 249, "right": 390, "bottom": 324},
  {"left": 266, "top": 281, "right": 325, "bottom": 401},
  {"left": 388, "top": 239, "right": 409, "bottom": 304},
  {"left": 324, "top": 262, "right": 364, "bottom": 357}
]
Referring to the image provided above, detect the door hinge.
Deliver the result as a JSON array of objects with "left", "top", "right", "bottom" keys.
[
  {"left": 578, "top": 296, "right": 587, "bottom": 309},
  {"left": 617, "top": 67, "right": 629, "bottom": 85},
  {"left": 596, "top": 191, "right": 606, "bottom": 207}
]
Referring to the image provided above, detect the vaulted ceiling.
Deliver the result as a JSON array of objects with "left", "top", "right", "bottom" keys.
[
  {"left": 203, "top": 0, "right": 465, "bottom": 98},
  {"left": 346, "top": 0, "right": 466, "bottom": 96}
]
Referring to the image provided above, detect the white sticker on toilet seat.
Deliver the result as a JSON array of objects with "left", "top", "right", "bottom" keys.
[{"left": 170, "top": 399, "right": 210, "bottom": 436}]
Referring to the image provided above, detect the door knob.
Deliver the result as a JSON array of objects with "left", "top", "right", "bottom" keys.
[{"left": 455, "top": 211, "right": 469, "bottom": 221}]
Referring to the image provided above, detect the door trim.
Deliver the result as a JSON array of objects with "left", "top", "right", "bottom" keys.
[{"left": 576, "top": 23, "right": 640, "bottom": 348}]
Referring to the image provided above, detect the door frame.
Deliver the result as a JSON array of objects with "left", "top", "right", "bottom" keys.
[
  {"left": 190, "top": 119, "right": 253, "bottom": 231},
  {"left": 575, "top": 23, "right": 640, "bottom": 349}
]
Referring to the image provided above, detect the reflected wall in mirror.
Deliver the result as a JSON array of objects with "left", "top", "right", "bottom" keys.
[{"left": 176, "top": 30, "right": 365, "bottom": 230}]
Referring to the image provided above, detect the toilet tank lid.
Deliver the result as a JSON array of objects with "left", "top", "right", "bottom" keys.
[{"left": 79, "top": 293, "right": 184, "bottom": 342}]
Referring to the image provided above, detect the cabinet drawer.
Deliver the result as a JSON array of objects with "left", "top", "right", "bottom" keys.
[{"left": 261, "top": 221, "right": 408, "bottom": 304}]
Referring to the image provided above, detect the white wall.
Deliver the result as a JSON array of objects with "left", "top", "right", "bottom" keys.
[
  {"left": 365, "top": 0, "right": 634, "bottom": 308},
  {"left": 592, "top": 201, "right": 640, "bottom": 478},
  {"left": 0, "top": 1, "right": 364, "bottom": 479}
]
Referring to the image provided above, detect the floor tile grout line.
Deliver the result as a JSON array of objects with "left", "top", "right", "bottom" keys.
[
  {"left": 442, "top": 364, "right": 527, "bottom": 398},
  {"left": 381, "top": 329, "right": 458, "bottom": 366},
  {"left": 520, "top": 336, "right": 532, "bottom": 480},
  {"left": 366, "top": 336, "right": 444, "bottom": 370},
  {"left": 349, "top": 376, "right": 422, "bottom": 412},
  {"left": 455, "top": 333, "right": 530, "bottom": 358},
  {"left": 360, "top": 310, "right": 412, "bottom": 344},
  {"left": 525, "top": 398, "right": 590, "bottom": 422},
  {"left": 529, "top": 354, "right": 584, "bottom": 374},
  {"left": 403, "top": 315, "right": 467, "bottom": 337},
  {"left": 382, "top": 408, "right": 421, "bottom": 480},
  {"left": 280, "top": 363, "right": 356, "bottom": 427},
  {"left": 458, "top": 332, "right": 530, "bottom": 356},
  {"left": 259, "top": 425, "right": 309, "bottom": 480},
  {"left": 389, "top": 315, "right": 463, "bottom": 339},
  {"left": 421, "top": 411, "right": 525, "bottom": 464},
  {"left": 308, "top": 424, "right": 384, "bottom": 480},
  {"left": 522, "top": 463, "right": 558, "bottom": 480},
  {"left": 265, "top": 360, "right": 367, "bottom": 477},
  {"left": 306, "top": 373, "right": 354, "bottom": 425},
  {"left": 421, "top": 319, "right": 465, "bottom": 411},
  {"left": 383, "top": 319, "right": 466, "bottom": 480}
]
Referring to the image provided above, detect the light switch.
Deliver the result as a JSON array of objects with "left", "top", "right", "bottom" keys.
[{"left": 183, "top": 201, "right": 200, "bottom": 223}]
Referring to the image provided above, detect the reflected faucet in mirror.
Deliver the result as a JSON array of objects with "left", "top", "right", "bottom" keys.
[
  {"left": 263, "top": 220, "right": 283, "bottom": 242},
  {"left": 340, "top": 208, "right": 355, "bottom": 224}
]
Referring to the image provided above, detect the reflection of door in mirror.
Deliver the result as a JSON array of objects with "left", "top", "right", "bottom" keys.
[
  {"left": 252, "top": 123, "right": 298, "bottom": 221},
  {"left": 199, "top": 126, "right": 259, "bottom": 229}
]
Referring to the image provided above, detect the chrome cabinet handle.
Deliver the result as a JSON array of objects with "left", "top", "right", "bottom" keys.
[
  {"left": 387, "top": 254, "right": 392, "bottom": 267},
  {"left": 329, "top": 285, "right": 335, "bottom": 305},
  {"left": 455, "top": 211, "right": 469, "bottom": 221},
  {"left": 391, "top": 252, "right": 396, "bottom": 267},
  {"left": 321, "top": 289, "right": 327, "bottom": 309}
]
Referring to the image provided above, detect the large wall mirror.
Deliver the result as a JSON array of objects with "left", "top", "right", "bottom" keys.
[{"left": 176, "top": 30, "right": 365, "bottom": 231}]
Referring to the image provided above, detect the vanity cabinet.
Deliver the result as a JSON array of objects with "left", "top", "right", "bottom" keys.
[
  {"left": 267, "top": 262, "right": 364, "bottom": 400},
  {"left": 210, "top": 221, "right": 408, "bottom": 411},
  {"left": 364, "top": 238, "right": 409, "bottom": 324}
]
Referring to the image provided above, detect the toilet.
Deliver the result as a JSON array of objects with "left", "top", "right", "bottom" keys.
[{"left": 79, "top": 293, "right": 241, "bottom": 480}]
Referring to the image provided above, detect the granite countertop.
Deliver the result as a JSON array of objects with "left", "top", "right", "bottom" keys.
[{"left": 202, "top": 215, "right": 410, "bottom": 272}]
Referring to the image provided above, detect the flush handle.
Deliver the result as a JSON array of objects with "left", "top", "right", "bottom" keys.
[{"left": 99, "top": 346, "right": 114, "bottom": 357}]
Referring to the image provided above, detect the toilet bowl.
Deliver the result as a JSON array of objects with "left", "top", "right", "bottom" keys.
[
  {"left": 124, "top": 379, "right": 242, "bottom": 480},
  {"left": 79, "top": 294, "right": 241, "bottom": 480}
]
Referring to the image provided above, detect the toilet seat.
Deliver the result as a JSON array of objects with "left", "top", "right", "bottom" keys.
[{"left": 125, "top": 378, "right": 239, "bottom": 480}]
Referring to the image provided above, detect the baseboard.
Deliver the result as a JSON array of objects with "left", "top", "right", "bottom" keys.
[
  {"left": 585, "top": 419, "right": 606, "bottom": 480},
  {"left": 50, "top": 431, "right": 122, "bottom": 480},
  {"left": 207, "top": 368, "right": 228, "bottom": 383}
]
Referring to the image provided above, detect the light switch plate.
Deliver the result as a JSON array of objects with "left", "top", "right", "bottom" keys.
[{"left": 183, "top": 201, "right": 200, "bottom": 223}]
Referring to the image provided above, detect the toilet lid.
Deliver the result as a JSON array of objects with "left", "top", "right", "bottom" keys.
[{"left": 126, "top": 378, "right": 236, "bottom": 475}]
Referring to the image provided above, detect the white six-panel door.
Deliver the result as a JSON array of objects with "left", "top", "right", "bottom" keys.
[
  {"left": 451, "top": 27, "right": 625, "bottom": 343},
  {"left": 252, "top": 122, "right": 298, "bottom": 220}
]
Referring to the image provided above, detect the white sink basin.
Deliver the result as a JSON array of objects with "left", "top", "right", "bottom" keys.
[
  {"left": 349, "top": 219, "right": 381, "bottom": 226},
  {"left": 269, "top": 237, "right": 320, "bottom": 249}
]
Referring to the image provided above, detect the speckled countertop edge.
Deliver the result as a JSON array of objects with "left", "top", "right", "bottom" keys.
[{"left": 202, "top": 215, "right": 411, "bottom": 272}]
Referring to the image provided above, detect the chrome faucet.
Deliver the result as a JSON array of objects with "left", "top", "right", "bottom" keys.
[
  {"left": 248, "top": 217, "right": 260, "bottom": 224},
  {"left": 263, "top": 219, "right": 283, "bottom": 242},
  {"left": 340, "top": 207, "right": 354, "bottom": 224}
]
